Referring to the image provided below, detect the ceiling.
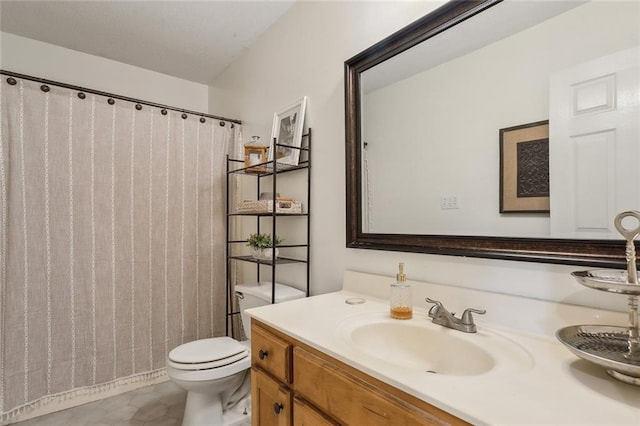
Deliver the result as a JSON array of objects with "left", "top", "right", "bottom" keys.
[{"left": 0, "top": 0, "right": 295, "bottom": 85}]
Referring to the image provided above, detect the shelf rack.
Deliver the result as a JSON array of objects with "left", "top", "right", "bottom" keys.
[{"left": 225, "top": 129, "right": 311, "bottom": 336}]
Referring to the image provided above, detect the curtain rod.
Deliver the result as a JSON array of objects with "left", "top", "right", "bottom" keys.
[{"left": 1, "top": 69, "right": 242, "bottom": 125}]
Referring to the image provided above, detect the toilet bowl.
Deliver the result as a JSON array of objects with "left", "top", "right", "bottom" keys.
[{"left": 166, "top": 282, "right": 305, "bottom": 426}]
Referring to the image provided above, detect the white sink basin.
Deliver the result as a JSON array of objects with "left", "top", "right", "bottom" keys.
[{"left": 340, "top": 311, "right": 533, "bottom": 376}]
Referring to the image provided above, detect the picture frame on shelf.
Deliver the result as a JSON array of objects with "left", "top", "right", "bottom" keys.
[
  {"left": 268, "top": 96, "right": 307, "bottom": 166},
  {"left": 499, "top": 120, "right": 550, "bottom": 213}
]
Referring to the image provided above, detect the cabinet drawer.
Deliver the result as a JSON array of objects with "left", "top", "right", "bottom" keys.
[
  {"left": 252, "top": 323, "right": 292, "bottom": 384},
  {"left": 251, "top": 367, "right": 292, "bottom": 426},
  {"left": 293, "top": 347, "right": 465, "bottom": 426}
]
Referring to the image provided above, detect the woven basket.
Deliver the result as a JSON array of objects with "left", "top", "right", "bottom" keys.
[{"left": 236, "top": 199, "right": 302, "bottom": 214}]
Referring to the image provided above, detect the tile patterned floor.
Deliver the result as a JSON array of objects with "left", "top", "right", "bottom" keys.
[{"left": 14, "top": 381, "right": 187, "bottom": 426}]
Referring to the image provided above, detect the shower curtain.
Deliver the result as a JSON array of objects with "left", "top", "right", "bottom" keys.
[{"left": 0, "top": 76, "right": 240, "bottom": 421}]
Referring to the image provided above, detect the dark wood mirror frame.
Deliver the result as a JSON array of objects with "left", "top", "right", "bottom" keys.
[{"left": 344, "top": 0, "right": 636, "bottom": 269}]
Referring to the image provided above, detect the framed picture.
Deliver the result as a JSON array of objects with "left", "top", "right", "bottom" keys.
[
  {"left": 499, "top": 120, "right": 550, "bottom": 213},
  {"left": 268, "top": 96, "right": 307, "bottom": 166}
]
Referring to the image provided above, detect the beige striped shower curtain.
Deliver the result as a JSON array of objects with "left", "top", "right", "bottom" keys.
[{"left": 0, "top": 77, "right": 239, "bottom": 421}]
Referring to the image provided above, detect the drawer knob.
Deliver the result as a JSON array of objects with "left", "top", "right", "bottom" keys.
[
  {"left": 273, "top": 402, "right": 284, "bottom": 415},
  {"left": 258, "top": 349, "right": 269, "bottom": 360}
]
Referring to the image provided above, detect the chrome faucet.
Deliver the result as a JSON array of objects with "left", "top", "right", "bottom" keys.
[{"left": 425, "top": 297, "right": 485, "bottom": 333}]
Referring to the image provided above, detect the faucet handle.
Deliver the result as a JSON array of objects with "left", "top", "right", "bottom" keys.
[
  {"left": 461, "top": 308, "right": 486, "bottom": 325},
  {"left": 425, "top": 297, "right": 443, "bottom": 317}
]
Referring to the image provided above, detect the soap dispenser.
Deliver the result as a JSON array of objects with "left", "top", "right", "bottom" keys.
[{"left": 390, "top": 263, "right": 412, "bottom": 319}]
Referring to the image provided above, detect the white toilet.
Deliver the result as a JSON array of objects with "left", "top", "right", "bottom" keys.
[{"left": 166, "top": 282, "right": 305, "bottom": 426}]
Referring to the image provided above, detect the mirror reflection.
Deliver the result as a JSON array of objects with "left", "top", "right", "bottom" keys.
[{"left": 360, "top": 0, "right": 639, "bottom": 239}]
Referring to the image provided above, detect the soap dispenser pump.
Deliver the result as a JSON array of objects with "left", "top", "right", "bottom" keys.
[{"left": 390, "top": 262, "right": 412, "bottom": 319}]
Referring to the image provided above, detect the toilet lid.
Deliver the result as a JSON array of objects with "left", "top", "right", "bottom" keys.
[
  {"left": 168, "top": 337, "right": 248, "bottom": 365},
  {"left": 167, "top": 350, "right": 249, "bottom": 371}
]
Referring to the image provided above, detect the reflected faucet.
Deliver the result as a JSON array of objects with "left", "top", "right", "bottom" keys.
[{"left": 425, "top": 297, "right": 485, "bottom": 333}]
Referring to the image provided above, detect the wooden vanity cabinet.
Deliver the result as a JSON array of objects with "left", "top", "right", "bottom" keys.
[{"left": 250, "top": 319, "right": 469, "bottom": 426}]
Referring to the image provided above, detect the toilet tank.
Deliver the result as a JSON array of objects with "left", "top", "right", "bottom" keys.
[{"left": 235, "top": 282, "right": 305, "bottom": 339}]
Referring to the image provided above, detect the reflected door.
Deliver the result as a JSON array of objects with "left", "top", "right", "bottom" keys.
[{"left": 550, "top": 46, "right": 640, "bottom": 238}]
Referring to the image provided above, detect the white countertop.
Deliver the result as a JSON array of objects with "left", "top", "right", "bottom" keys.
[{"left": 246, "top": 271, "right": 640, "bottom": 425}]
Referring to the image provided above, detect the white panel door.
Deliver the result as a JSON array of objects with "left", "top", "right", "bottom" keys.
[{"left": 549, "top": 46, "right": 640, "bottom": 238}]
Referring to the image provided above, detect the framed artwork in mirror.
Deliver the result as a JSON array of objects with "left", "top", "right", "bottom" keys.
[
  {"left": 268, "top": 96, "right": 307, "bottom": 166},
  {"left": 499, "top": 120, "right": 550, "bottom": 213}
]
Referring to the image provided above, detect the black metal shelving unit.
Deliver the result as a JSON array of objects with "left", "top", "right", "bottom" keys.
[{"left": 225, "top": 129, "right": 311, "bottom": 336}]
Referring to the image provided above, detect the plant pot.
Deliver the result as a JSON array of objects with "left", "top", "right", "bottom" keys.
[{"left": 251, "top": 247, "right": 279, "bottom": 260}]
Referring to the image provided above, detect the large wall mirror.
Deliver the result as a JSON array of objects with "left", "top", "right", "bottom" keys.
[{"left": 345, "top": 0, "right": 639, "bottom": 267}]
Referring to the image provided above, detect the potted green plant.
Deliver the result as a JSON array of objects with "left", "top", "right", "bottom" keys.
[{"left": 246, "top": 233, "right": 283, "bottom": 260}]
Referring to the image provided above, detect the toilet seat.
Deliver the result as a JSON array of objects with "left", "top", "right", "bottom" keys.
[{"left": 168, "top": 337, "right": 249, "bottom": 371}]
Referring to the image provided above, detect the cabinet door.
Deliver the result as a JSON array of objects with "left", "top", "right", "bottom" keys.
[
  {"left": 251, "top": 367, "right": 292, "bottom": 426},
  {"left": 294, "top": 347, "right": 466, "bottom": 426},
  {"left": 293, "top": 396, "right": 339, "bottom": 426}
]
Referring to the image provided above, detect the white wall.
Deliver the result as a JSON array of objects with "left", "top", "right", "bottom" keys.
[
  {"left": 1, "top": 32, "right": 209, "bottom": 112},
  {"left": 210, "top": 0, "right": 629, "bottom": 313}
]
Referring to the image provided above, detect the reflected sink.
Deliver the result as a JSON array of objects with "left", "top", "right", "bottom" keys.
[{"left": 340, "top": 312, "right": 533, "bottom": 376}]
